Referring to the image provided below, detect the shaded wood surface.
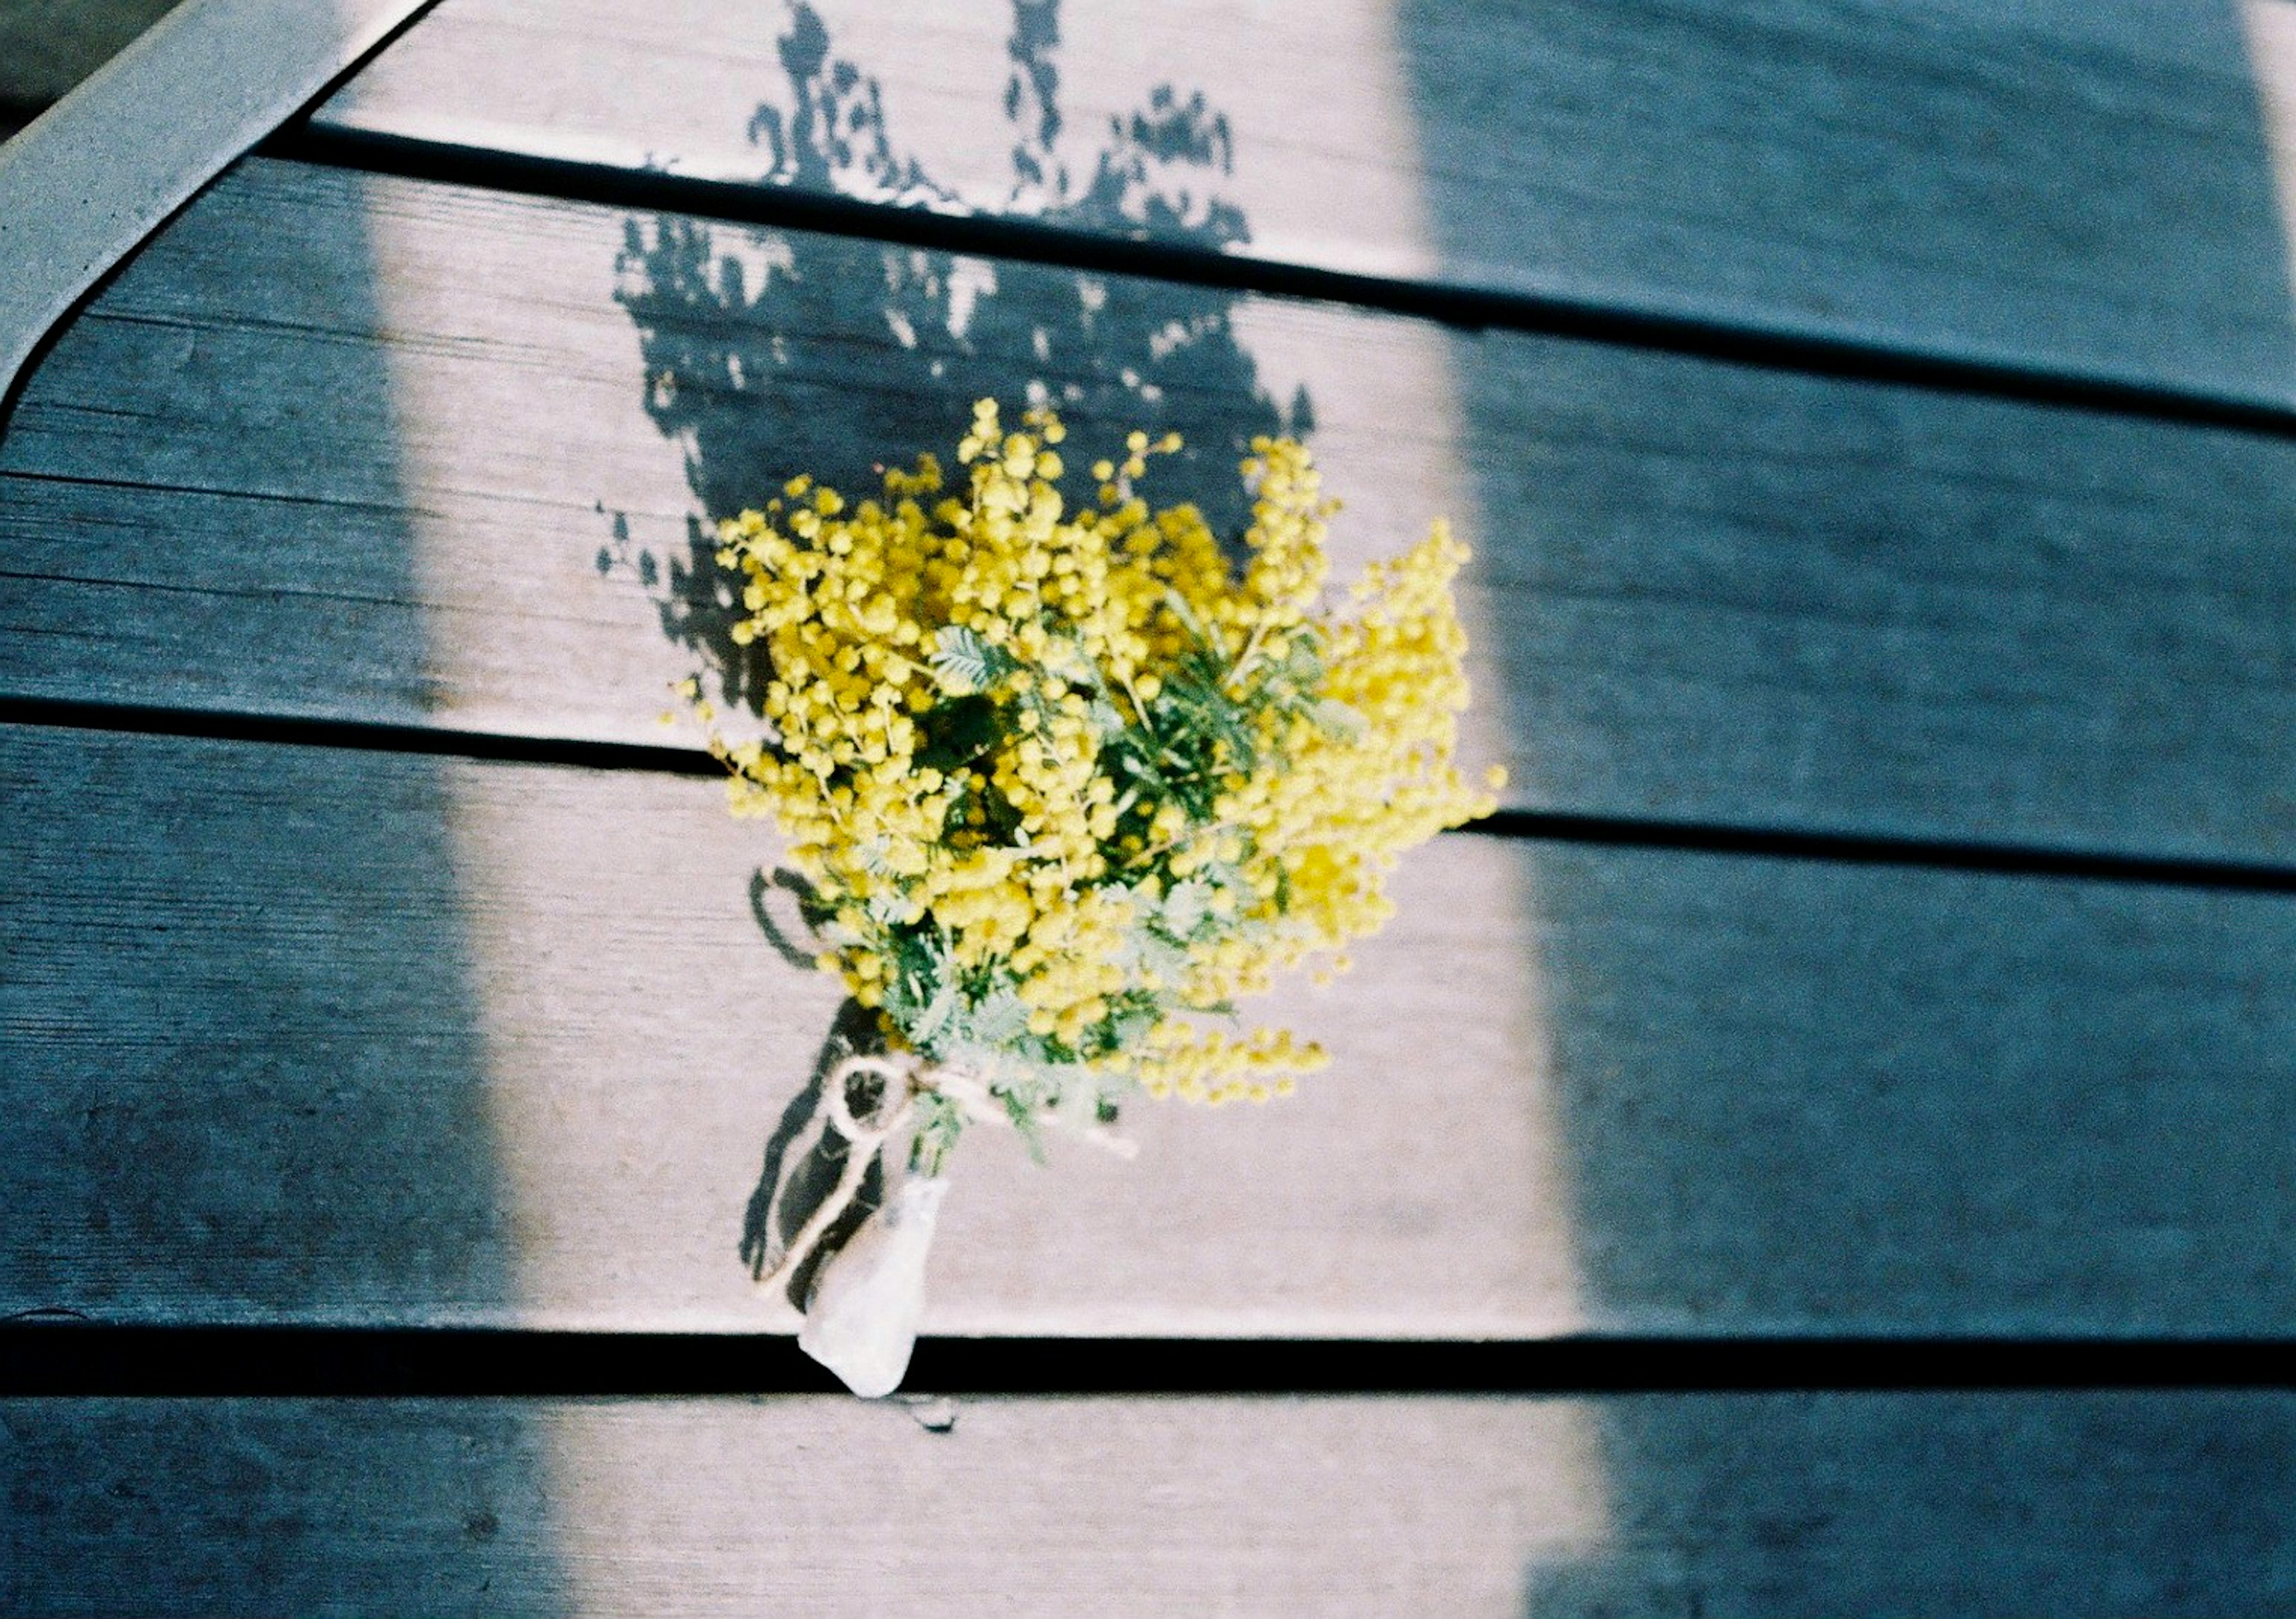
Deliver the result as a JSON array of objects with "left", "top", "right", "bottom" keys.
[
  {"left": 5, "top": 1392, "right": 2292, "bottom": 1615},
  {"left": 317, "top": 0, "right": 2296, "bottom": 410},
  {"left": 5, "top": 6, "right": 2289, "bottom": 1603},
  {"left": 10, "top": 720, "right": 2296, "bottom": 1336},
  {"left": 0, "top": 0, "right": 182, "bottom": 111},
  {"left": 11, "top": 160, "right": 2296, "bottom": 864}
]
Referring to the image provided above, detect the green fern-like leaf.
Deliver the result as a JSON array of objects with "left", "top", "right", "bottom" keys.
[{"left": 930, "top": 624, "right": 1010, "bottom": 695}]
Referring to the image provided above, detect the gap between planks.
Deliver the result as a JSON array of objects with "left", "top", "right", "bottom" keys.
[
  {"left": 257, "top": 121, "right": 2296, "bottom": 445},
  {"left": 4, "top": 1324, "right": 2295, "bottom": 1398},
  {"left": 10, "top": 692, "right": 2296, "bottom": 898}
]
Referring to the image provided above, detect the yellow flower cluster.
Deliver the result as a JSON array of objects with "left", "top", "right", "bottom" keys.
[{"left": 703, "top": 399, "right": 1497, "bottom": 1149}]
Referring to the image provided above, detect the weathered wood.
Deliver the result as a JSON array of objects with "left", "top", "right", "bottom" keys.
[
  {"left": 10, "top": 719, "right": 2296, "bottom": 1336},
  {"left": 10, "top": 158, "right": 2296, "bottom": 864},
  {"left": 315, "top": 0, "right": 2296, "bottom": 410},
  {"left": 5, "top": 1391, "right": 2292, "bottom": 1614}
]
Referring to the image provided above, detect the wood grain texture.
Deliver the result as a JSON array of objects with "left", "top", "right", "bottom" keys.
[
  {"left": 10, "top": 719, "right": 2296, "bottom": 1337},
  {"left": 5, "top": 1392, "right": 2292, "bottom": 1615},
  {"left": 10, "top": 159, "right": 2296, "bottom": 863},
  {"left": 315, "top": 0, "right": 2296, "bottom": 409}
]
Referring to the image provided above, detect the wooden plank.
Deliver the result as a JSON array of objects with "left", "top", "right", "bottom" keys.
[
  {"left": 10, "top": 719, "right": 2296, "bottom": 1337},
  {"left": 313, "top": 0, "right": 2296, "bottom": 410},
  {"left": 5, "top": 1391, "right": 2291, "bottom": 1614},
  {"left": 11, "top": 159, "right": 2296, "bottom": 865}
]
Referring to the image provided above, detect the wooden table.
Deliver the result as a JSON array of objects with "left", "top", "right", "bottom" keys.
[{"left": 6, "top": 1, "right": 2296, "bottom": 1609}]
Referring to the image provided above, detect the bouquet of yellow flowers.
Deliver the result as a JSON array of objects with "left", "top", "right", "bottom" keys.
[{"left": 704, "top": 398, "right": 1495, "bottom": 1392}]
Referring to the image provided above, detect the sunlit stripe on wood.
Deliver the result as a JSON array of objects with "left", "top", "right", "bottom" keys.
[{"left": 5, "top": 1391, "right": 2290, "bottom": 1614}]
